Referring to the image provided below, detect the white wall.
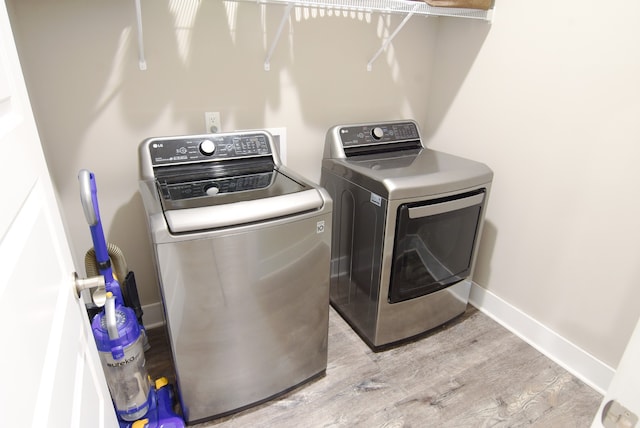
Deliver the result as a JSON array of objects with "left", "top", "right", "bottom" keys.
[
  {"left": 427, "top": 0, "right": 640, "bottom": 369},
  {"left": 8, "top": 0, "right": 640, "bottom": 381}
]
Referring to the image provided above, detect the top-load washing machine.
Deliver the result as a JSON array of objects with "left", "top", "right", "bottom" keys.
[
  {"left": 321, "top": 120, "right": 493, "bottom": 350},
  {"left": 138, "top": 130, "right": 332, "bottom": 424}
]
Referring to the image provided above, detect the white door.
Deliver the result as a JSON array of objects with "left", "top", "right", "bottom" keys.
[
  {"left": 591, "top": 316, "right": 640, "bottom": 427},
  {"left": 0, "top": 2, "right": 118, "bottom": 427}
]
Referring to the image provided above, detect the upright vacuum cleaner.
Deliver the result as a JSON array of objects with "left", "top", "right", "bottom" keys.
[{"left": 79, "top": 170, "right": 184, "bottom": 427}]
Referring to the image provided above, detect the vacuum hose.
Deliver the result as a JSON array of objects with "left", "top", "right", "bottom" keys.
[
  {"left": 86, "top": 242, "right": 149, "bottom": 350},
  {"left": 85, "top": 242, "right": 129, "bottom": 295}
]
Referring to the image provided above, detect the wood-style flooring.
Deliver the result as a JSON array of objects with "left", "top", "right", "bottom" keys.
[{"left": 145, "top": 306, "right": 602, "bottom": 427}]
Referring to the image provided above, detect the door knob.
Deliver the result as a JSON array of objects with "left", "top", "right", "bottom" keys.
[
  {"left": 602, "top": 399, "right": 638, "bottom": 428},
  {"left": 74, "top": 272, "right": 106, "bottom": 307}
]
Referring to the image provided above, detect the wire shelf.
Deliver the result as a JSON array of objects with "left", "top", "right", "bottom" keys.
[
  {"left": 133, "top": 0, "right": 492, "bottom": 70},
  {"left": 242, "top": 0, "right": 492, "bottom": 20}
]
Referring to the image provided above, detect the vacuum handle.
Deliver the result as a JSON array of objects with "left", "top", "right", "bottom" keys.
[
  {"left": 78, "top": 169, "right": 99, "bottom": 226},
  {"left": 105, "top": 292, "right": 119, "bottom": 340}
]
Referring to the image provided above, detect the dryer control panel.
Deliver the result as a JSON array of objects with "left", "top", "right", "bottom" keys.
[
  {"left": 148, "top": 133, "right": 272, "bottom": 166},
  {"left": 339, "top": 121, "right": 420, "bottom": 148}
]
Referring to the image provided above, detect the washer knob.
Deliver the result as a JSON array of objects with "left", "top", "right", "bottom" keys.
[
  {"left": 199, "top": 139, "right": 216, "bottom": 156},
  {"left": 371, "top": 127, "right": 384, "bottom": 140}
]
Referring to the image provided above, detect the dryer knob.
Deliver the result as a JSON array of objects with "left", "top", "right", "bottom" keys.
[
  {"left": 199, "top": 139, "right": 216, "bottom": 156},
  {"left": 371, "top": 127, "right": 384, "bottom": 140}
]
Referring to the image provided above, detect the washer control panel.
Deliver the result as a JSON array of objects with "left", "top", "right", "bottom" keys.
[
  {"left": 159, "top": 172, "right": 274, "bottom": 201},
  {"left": 339, "top": 121, "right": 420, "bottom": 148},
  {"left": 149, "top": 133, "right": 272, "bottom": 166}
]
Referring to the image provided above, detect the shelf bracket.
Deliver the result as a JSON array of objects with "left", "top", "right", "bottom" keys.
[
  {"left": 135, "top": 0, "right": 147, "bottom": 70},
  {"left": 366, "top": 3, "right": 419, "bottom": 72},
  {"left": 264, "top": 3, "right": 294, "bottom": 71}
]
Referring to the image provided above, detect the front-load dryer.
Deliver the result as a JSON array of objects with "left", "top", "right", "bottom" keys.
[
  {"left": 320, "top": 120, "right": 492, "bottom": 350},
  {"left": 139, "top": 130, "right": 332, "bottom": 424}
]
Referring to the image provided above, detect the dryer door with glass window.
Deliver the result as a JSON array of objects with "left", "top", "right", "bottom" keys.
[{"left": 388, "top": 189, "right": 486, "bottom": 304}]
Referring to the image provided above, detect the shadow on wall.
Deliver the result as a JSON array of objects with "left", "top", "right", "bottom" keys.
[
  {"left": 115, "top": 1, "right": 445, "bottom": 130},
  {"left": 107, "top": 192, "right": 159, "bottom": 306},
  {"left": 116, "top": 1, "right": 289, "bottom": 132},
  {"left": 473, "top": 219, "right": 497, "bottom": 289},
  {"left": 285, "top": 8, "right": 419, "bottom": 125}
]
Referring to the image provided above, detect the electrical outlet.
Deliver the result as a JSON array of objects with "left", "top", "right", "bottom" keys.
[{"left": 204, "top": 112, "right": 221, "bottom": 133}]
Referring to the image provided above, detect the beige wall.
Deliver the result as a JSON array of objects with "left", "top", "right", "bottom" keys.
[
  {"left": 7, "top": 0, "right": 640, "bottom": 370},
  {"left": 427, "top": 1, "right": 640, "bottom": 368}
]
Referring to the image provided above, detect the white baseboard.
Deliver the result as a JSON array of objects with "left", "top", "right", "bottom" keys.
[
  {"left": 469, "top": 283, "right": 613, "bottom": 395},
  {"left": 141, "top": 301, "right": 165, "bottom": 330}
]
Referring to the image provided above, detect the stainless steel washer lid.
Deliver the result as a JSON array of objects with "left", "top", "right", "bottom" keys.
[
  {"left": 156, "top": 164, "right": 309, "bottom": 209},
  {"left": 322, "top": 148, "right": 493, "bottom": 200},
  {"left": 159, "top": 168, "right": 324, "bottom": 232}
]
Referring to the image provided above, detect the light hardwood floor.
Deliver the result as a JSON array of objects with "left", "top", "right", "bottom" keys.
[{"left": 146, "top": 306, "right": 602, "bottom": 427}]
